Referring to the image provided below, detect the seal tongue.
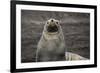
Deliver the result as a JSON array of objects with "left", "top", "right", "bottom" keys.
[{"left": 47, "top": 25, "right": 58, "bottom": 32}]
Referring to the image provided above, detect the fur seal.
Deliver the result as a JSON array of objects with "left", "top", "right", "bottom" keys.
[{"left": 36, "top": 19, "right": 66, "bottom": 62}]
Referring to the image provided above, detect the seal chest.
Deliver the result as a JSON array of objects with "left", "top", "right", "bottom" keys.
[{"left": 36, "top": 19, "right": 66, "bottom": 62}]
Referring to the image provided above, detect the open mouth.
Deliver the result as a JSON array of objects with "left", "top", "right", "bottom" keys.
[{"left": 47, "top": 25, "right": 58, "bottom": 33}]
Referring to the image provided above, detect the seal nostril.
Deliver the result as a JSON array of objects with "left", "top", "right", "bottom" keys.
[{"left": 51, "top": 19, "right": 53, "bottom": 22}]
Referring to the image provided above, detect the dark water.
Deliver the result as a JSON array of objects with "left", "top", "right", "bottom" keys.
[{"left": 21, "top": 10, "right": 90, "bottom": 63}]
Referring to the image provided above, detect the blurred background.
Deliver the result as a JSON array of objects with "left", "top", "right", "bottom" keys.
[{"left": 21, "top": 10, "right": 90, "bottom": 63}]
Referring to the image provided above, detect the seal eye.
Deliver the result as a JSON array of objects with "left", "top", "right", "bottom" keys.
[{"left": 56, "top": 21, "right": 58, "bottom": 24}]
